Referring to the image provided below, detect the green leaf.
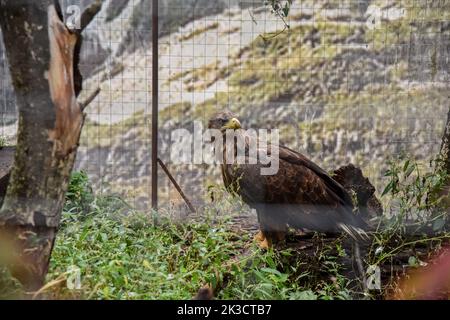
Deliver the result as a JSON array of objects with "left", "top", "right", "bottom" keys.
[
  {"left": 405, "top": 164, "right": 415, "bottom": 178},
  {"left": 261, "top": 267, "right": 282, "bottom": 276},
  {"left": 408, "top": 256, "right": 418, "bottom": 267},
  {"left": 266, "top": 256, "right": 276, "bottom": 268},
  {"left": 289, "top": 290, "right": 317, "bottom": 300},
  {"left": 381, "top": 180, "right": 395, "bottom": 196},
  {"left": 282, "top": 4, "right": 290, "bottom": 17},
  {"left": 432, "top": 218, "right": 446, "bottom": 231},
  {"left": 403, "top": 160, "right": 410, "bottom": 172}
]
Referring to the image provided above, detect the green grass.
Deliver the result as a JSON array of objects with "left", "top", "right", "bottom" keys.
[
  {"left": 48, "top": 209, "right": 355, "bottom": 299},
  {"left": 42, "top": 172, "right": 357, "bottom": 300},
  {"left": 49, "top": 209, "right": 242, "bottom": 299}
]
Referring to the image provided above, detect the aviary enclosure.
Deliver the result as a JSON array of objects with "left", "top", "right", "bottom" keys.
[{"left": 1, "top": 0, "right": 450, "bottom": 300}]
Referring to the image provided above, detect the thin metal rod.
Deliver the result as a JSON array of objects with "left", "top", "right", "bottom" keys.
[
  {"left": 151, "top": 0, "right": 158, "bottom": 211},
  {"left": 157, "top": 158, "right": 196, "bottom": 214}
]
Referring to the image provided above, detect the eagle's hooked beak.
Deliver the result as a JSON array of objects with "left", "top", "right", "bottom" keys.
[{"left": 222, "top": 118, "right": 241, "bottom": 131}]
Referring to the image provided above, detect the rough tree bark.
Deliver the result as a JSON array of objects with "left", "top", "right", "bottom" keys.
[{"left": 0, "top": 0, "right": 100, "bottom": 292}]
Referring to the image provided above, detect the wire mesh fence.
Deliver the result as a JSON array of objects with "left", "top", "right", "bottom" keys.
[{"left": 1, "top": 0, "right": 449, "bottom": 216}]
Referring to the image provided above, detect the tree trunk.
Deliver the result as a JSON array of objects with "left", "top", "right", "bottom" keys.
[{"left": 0, "top": 0, "right": 89, "bottom": 292}]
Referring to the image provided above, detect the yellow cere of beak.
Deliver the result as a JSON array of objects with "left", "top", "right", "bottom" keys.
[{"left": 223, "top": 118, "right": 241, "bottom": 130}]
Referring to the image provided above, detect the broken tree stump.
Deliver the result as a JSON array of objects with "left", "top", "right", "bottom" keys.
[
  {"left": 333, "top": 163, "right": 383, "bottom": 223},
  {"left": 194, "top": 163, "right": 385, "bottom": 299}
]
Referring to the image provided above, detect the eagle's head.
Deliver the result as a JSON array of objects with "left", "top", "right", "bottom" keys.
[{"left": 208, "top": 111, "right": 242, "bottom": 132}]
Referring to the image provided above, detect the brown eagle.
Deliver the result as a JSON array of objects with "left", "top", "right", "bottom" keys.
[{"left": 208, "top": 111, "right": 368, "bottom": 249}]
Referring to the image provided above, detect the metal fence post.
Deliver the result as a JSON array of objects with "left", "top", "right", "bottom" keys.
[{"left": 151, "top": 0, "right": 158, "bottom": 212}]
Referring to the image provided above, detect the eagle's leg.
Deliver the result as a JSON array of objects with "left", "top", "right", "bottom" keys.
[
  {"left": 254, "top": 230, "right": 271, "bottom": 249},
  {"left": 255, "top": 230, "right": 287, "bottom": 249},
  {"left": 255, "top": 209, "right": 287, "bottom": 249}
]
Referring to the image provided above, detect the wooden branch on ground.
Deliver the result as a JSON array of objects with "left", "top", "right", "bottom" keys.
[{"left": 157, "top": 158, "right": 196, "bottom": 214}]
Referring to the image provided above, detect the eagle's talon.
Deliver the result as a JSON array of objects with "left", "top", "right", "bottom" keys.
[
  {"left": 255, "top": 230, "right": 265, "bottom": 242},
  {"left": 254, "top": 230, "right": 271, "bottom": 249},
  {"left": 258, "top": 237, "right": 271, "bottom": 250}
]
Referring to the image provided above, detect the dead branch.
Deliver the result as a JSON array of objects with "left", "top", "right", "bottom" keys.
[
  {"left": 80, "top": 87, "right": 101, "bottom": 111},
  {"left": 80, "top": 0, "right": 102, "bottom": 32}
]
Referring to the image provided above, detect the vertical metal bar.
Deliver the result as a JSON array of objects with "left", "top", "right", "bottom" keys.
[{"left": 151, "top": 0, "right": 158, "bottom": 211}]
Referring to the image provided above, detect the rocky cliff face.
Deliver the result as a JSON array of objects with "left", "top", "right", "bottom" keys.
[
  {"left": 1, "top": 0, "right": 450, "bottom": 213},
  {"left": 72, "top": 0, "right": 248, "bottom": 78}
]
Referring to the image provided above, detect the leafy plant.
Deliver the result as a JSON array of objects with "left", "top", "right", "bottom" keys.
[
  {"left": 380, "top": 156, "right": 448, "bottom": 234},
  {"left": 64, "top": 171, "right": 95, "bottom": 215},
  {"left": 0, "top": 136, "right": 8, "bottom": 147},
  {"left": 260, "top": 0, "right": 293, "bottom": 40},
  {"left": 265, "top": 0, "right": 293, "bottom": 23},
  {"left": 366, "top": 156, "right": 450, "bottom": 293},
  {"left": 48, "top": 208, "right": 246, "bottom": 299}
]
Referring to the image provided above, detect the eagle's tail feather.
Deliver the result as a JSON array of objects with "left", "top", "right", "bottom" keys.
[
  {"left": 338, "top": 223, "right": 370, "bottom": 243},
  {"left": 339, "top": 223, "right": 370, "bottom": 294}
]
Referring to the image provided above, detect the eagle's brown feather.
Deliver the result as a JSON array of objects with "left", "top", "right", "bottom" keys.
[{"left": 209, "top": 111, "right": 367, "bottom": 244}]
